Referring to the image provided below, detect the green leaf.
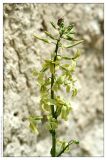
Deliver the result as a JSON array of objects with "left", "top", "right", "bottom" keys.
[
  {"left": 60, "top": 62, "right": 76, "bottom": 74},
  {"left": 52, "top": 75, "right": 66, "bottom": 92},
  {"left": 40, "top": 98, "right": 50, "bottom": 112},
  {"left": 28, "top": 116, "right": 42, "bottom": 134},
  {"left": 56, "top": 139, "right": 79, "bottom": 157},
  {"left": 66, "top": 85, "right": 70, "bottom": 93},
  {"left": 40, "top": 98, "right": 56, "bottom": 112},
  {"left": 29, "top": 116, "right": 42, "bottom": 121},
  {"left": 55, "top": 106, "right": 62, "bottom": 117},
  {"left": 50, "top": 21, "right": 57, "bottom": 29},
  {"left": 72, "top": 50, "right": 81, "bottom": 60},
  {"left": 40, "top": 85, "right": 47, "bottom": 95},
  {"left": 56, "top": 140, "right": 69, "bottom": 156},
  {"left": 66, "top": 24, "right": 74, "bottom": 33},
  {"left": 57, "top": 75, "right": 66, "bottom": 84},
  {"left": 62, "top": 35, "right": 75, "bottom": 41},
  {"left": 41, "top": 63, "right": 49, "bottom": 72},
  {"left": 51, "top": 52, "right": 56, "bottom": 59},
  {"left": 72, "top": 88, "right": 78, "bottom": 97},
  {"left": 62, "top": 64, "right": 71, "bottom": 70},
  {"left": 50, "top": 63, "right": 54, "bottom": 74},
  {"left": 47, "top": 117, "right": 58, "bottom": 130},
  {"left": 61, "top": 56, "right": 72, "bottom": 60},
  {"left": 32, "top": 69, "right": 38, "bottom": 76},
  {"left": 47, "top": 99, "right": 56, "bottom": 106},
  {"left": 37, "top": 72, "right": 44, "bottom": 85},
  {"left": 29, "top": 122, "right": 38, "bottom": 133},
  {"left": 64, "top": 40, "right": 84, "bottom": 48},
  {"left": 34, "top": 35, "right": 51, "bottom": 43},
  {"left": 72, "top": 140, "right": 79, "bottom": 144},
  {"left": 45, "top": 31, "right": 56, "bottom": 40},
  {"left": 71, "top": 60, "right": 76, "bottom": 72},
  {"left": 61, "top": 105, "right": 71, "bottom": 121},
  {"left": 56, "top": 55, "right": 62, "bottom": 61},
  {"left": 41, "top": 102, "right": 50, "bottom": 112},
  {"left": 52, "top": 83, "right": 58, "bottom": 91},
  {"left": 56, "top": 96, "right": 65, "bottom": 106},
  {"left": 65, "top": 36, "right": 74, "bottom": 41},
  {"left": 61, "top": 106, "right": 68, "bottom": 120}
]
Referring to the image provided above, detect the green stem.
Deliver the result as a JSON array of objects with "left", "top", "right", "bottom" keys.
[
  {"left": 56, "top": 144, "right": 69, "bottom": 157},
  {"left": 56, "top": 140, "right": 74, "bottom": 157},
  {"left": 50, "top": 38, "right": 60, "bottom": 157}
]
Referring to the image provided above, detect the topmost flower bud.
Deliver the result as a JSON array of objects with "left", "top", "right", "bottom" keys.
[{"left": 57, "top": 18, "right": 64, "bottom": 27}]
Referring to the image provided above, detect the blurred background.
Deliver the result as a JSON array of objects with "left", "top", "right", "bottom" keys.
[{"left": 3, "top": 3, "right": 104, "bottom": 157}]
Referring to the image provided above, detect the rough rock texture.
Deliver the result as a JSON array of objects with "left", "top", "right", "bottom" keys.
[{"left": 3, "top": 3, "right": 104, "bottom": 157}]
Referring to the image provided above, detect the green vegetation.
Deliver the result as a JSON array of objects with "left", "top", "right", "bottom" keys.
[{"left": 28, "top": 18, "right": 83, "bottom": 157}]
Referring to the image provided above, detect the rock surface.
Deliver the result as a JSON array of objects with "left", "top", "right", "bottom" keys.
[{"left": 3, "top": 3, "right": 104, "bottom": 157}]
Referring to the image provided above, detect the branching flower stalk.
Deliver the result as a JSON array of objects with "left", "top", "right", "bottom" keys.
[{"left": 28, "top": 18, "right": 83, "bottom": 157}]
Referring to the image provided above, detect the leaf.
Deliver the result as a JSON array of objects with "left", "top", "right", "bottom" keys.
[
  {"left": 28, "top": 115, "right": 43, "bottom": 133},
  {"left": 65, "top": 36, "right": 74, "bottom": 41},
  {"left": 61, "top": 106, "right": 68, "bottom": 120},
  {"left": 47, "top": 99, "right": 56, "bottom": 106},
  {"left": 56, "top": 106, "right": 62, "bottom": 117},
  {"left": 66, "top": 24, "right": 74, "bottom": 33},
  {"left": 41, "top": 63, "right": 49, "bottom": 72},
  {"left": 52, "top": 75, "right": 66, "bottom": 92},
  {"left": 40, "top": 85, "right": 47, "bottom": 95},
  {"left": 47, "top": 117, "right": 58, "bottom": 130},
  {"left": 63, "top": 64, "right": 71, "bottom": 70},
  {"left": 52, "top": 83, "right": 58, "bottom": 91},
  {"left": 56, "top": 140, "right": 69, "bottom": 156},
  {"left": 56, "top": 55, "right": 62, "bottom": 60},
  {"left": 41, "top": 104, "right": 50, "bottom": 112},
  {"left": 72, "top": 88, "right": 78, "bottom": 97},
  {"left": 34, "top": 35, "right": 51, "bottom": 43},
  {"left": 60, "top": 62, "right": 76, "bottom": 74},
  {"left": 50, "top": 63, "right": 54, "bottom": 74},
  {"left": 72, "top": 140, "right": 79, "bottom": 144},
  {"left": 40, "top": 98, "right": 57, "bottom": 112},
  {"left": 61, "top": 56, "right": 72, "bottom": 60},
  {"left": 37, "top": 72, "right": 44, "bottom": 85},
  {"left": 40, "top": 98, "right": 50, "bottom": 112},
  {"left": 50, "top": 21, "right": 57, "bottom": 29},
  {"left": 60, "top": 103, "right": 72, "bottom": 121},
  {"left": 62, "top": 35, "right": 74, "bottom": 41},
  {"left": 51, "top": 121, "right": 58, "bottom": 130},
  {"left": 72, "top": 50, "right": 81, "bottom": 60},
  {"left": 56, "top": 139, "right": 79, "bottom": 157},
  {"left": 71, "top": 60, "right": 76, "bottom": 72},
  {"left": 45, "top": 31, "right": 56, "bottom": 40},
  {"left": 29, "top": 122, "right": 38, "bottom": 133},
  {"left": 61, "top": 141, "right": 69, "bottom": 152},
  {"left": 51, "top": 52, "right": 56, "bottom": 59},
  {"left": 64, "top": 40, "right": 84, "bottom": 48},
  {"left": 66, "top": 85, "right": 70, "bottom": 93},
  {"left": 56, "top": 96, "right": 65, "bottom": 106},
  {"left": 32, "top": 69, "right": 38, "bottom": 76},
  {"left": 57, "top": 75, "right": 66, "bottom": 84},
  {"left": 29, "top": 116, "right": 42, "bottom": 121}
]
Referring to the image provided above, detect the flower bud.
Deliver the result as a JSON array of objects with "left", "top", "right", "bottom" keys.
[{"left": 57, "top": 18, "right": 64, "bottom": 26}]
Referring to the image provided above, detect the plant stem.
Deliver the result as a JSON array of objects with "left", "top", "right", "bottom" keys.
[
  {"left": 56, "top": 143, "right": 69, "bottom": 157},
  {"left": 50, "top": 38, "right": 60, "bottom": 157},
  {"left": 56, "top": 140, "right": 74, "bottom": 157}
]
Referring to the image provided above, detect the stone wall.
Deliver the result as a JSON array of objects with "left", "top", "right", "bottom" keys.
[{"left": 3, "top": 3, "right": 104, "bottom": 156}]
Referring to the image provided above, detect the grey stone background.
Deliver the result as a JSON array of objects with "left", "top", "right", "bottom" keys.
[{"left": 3, "top": 3, "right": 104, "bottom": 157}]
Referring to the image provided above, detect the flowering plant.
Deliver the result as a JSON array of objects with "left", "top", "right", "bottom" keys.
[{"left": 28, "top": 18, "right": 83, "bottom": 157}]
